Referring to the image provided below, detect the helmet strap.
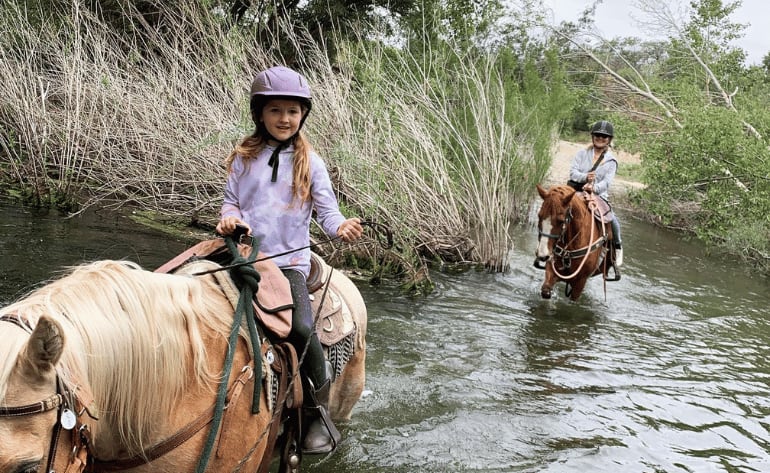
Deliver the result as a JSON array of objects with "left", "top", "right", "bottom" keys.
[{"left": 267, "top": 141, "right": 287, "bottom": 183}]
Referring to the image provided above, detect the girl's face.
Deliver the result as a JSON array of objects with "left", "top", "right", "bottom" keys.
[{"left": 260, "top": 98, "right": 305, "bottom": 143}]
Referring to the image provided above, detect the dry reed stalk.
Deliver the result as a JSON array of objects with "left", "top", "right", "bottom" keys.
[{"left": 1, "top": 2, "right": 543, "bottom": 283}]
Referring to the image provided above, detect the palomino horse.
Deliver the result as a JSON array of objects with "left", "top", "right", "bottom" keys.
[
  {"left": 533, "top": 184, "right": 620, "bottom": 301},
  {"left": 0, "top": 239, "right": 366, "bottom": 473}
]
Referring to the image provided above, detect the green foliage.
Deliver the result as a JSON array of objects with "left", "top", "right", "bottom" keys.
[{"left": 639, "top": 106, "right": 770, "bottom": 259}]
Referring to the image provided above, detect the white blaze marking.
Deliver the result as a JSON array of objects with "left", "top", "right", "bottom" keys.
[{"left": 536, "top": 220, "right": 554, "bottom": 258}]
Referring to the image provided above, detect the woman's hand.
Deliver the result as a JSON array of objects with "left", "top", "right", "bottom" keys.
[
  {"left": 216, "top": 216, "right": 251, "bottom": 236},
  {"left": 337, "top": 218, "right": 363, "bottom": 242}
]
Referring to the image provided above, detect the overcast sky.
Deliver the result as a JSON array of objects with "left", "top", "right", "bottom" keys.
[{"left": 541, "top": 0, "right": 769, "bottom": 65}]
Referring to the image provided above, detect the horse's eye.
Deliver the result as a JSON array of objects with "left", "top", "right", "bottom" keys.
[{"left": 15, "top": 461, "right": 41, "bottom": 473}]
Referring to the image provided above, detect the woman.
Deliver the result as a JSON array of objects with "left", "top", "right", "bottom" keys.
[
  {"left": 216, "top": 66, "right": 363, "bottom": 454},
  {"left": 568, "top": 120, "right": 623, "bottom": 267}
]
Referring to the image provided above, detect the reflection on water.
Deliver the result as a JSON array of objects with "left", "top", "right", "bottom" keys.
[
  {"left": 2, "top": 200, "right": 769, "bottom": 472},
  {"left": 0, "top": 200, "right": 190, "bottom": 302}
]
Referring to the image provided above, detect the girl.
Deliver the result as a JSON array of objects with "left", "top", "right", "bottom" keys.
[
  {"left": 568, "top": 120, "right": 623, "bottom": 267},
  {"left": 216, "top": 65, "right": 363, "bottom": 454}
]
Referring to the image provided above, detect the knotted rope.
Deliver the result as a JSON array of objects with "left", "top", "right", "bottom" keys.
[{"left": 194, "top": 234, "right": 264, "bottom": 473}]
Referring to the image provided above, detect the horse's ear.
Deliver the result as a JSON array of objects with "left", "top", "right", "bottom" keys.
[
  {"left": 536, "top": 184, "right": 548, "bottom": 199},
  {"left": 19, "top": 316, "right": 65, "bottom": 379}
]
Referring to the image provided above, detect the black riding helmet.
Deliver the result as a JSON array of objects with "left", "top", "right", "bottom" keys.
[{"left": 590, "top": 120, "right": 614, "bottom": 137}]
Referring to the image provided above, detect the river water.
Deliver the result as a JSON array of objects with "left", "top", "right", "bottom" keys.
[{"left": 1, "top": 199, "right": 768, "bottom": 472}]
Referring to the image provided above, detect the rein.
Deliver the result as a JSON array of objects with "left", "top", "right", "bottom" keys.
[{"left": 192, "top": 220, "right": 393, "bottom": 277}]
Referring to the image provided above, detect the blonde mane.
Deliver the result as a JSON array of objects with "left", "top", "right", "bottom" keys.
[{"left": 0, "top": 260, "right": 238, "bottom": 455}]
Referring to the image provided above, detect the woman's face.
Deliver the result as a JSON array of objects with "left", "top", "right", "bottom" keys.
[
  {"left": 591, "top": 133, "right": 611, "bottom": 149},
  {"left": 260, "top": 98, "right": 305, "bottom": 143}
]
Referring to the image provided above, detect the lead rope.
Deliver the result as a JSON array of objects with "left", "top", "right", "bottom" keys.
[
  {"left": 230, "top": 261, "right": 335, "bottom": 473},
  {"left": 194, "top": 234, "right": 263, "bottom": 473}
]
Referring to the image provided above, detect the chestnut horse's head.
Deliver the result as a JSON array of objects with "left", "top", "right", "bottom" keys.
[{"left": 535, "top": 184, "right": 577, "bottom": 262}]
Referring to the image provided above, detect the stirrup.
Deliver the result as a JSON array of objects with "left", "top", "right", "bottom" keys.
[{"left": 605, "top": 263, "right": 621, "bottom": 282}]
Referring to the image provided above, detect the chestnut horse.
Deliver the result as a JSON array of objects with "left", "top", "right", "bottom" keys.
[
  {"left": 533, "top": 184, "right": 620, "bottom": 301},
  {"left": 0, "top": 245, "right": 366, "bottom": 472}
]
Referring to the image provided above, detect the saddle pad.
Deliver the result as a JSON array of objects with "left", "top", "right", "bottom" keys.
[
  {"left": 578, "top": 193, "right": 614, "bottom": 223},
  {"left": 309, "top": 254, "right": 356, "bottom": 347}
]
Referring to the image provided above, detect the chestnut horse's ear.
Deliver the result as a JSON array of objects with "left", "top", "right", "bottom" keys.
[
  {"left": 19, "top": 316, "right": 64, "bottom": 380},
  {"left": 536, "top": 184, "right": 548, "bottom": 199}
]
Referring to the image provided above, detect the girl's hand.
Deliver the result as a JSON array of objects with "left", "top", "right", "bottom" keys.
[
  {"left": 337, "top": 218, "right": 363, "bottom": 242},
  {"left": 216, "top": 216, "right": 251, "bottom": 236}
]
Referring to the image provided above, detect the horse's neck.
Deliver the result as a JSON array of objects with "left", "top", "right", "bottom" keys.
[{"left": 567, "top": 198, "right": 593, "bottom": 242}]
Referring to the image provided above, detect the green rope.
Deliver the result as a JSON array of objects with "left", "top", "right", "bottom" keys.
[
  {"left": 194, "top": 235, "right": 263, "bottom": 473},
  {"left": 224, "top": 235, "right": 263, "bottom": 414}
]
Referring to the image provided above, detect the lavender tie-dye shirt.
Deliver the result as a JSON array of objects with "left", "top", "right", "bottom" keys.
[{"left": 221, "top": 145, "right": 346, "bottom": 277}]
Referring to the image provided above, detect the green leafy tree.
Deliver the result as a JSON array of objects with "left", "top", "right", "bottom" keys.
[{"left": 633, "top": 0, "right": 770, "bottom": 268}]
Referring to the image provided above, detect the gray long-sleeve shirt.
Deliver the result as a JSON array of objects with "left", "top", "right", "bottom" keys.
[
  {"left": 569, "top": 146, "right": 618, "bottom": 200},
  {"left": 221, "top": 145, "right": 346, "bottom": 277}
]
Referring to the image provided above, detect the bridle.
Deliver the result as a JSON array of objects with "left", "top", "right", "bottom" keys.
[
  {"left": 0, "top": 314, "right": 91, "bottom": 473},
  {"left": 536, "top": 193, "right": 608, "bottom": 279}
]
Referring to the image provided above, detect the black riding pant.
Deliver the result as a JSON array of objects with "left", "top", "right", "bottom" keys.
[{"left": 281, "top": 268, "right": 327, "bottom": 388}]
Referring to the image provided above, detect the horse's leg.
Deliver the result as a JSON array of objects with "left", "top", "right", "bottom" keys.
[
  {"left": 568, "top": 277, "right": 589, "bottom": 301},
  {"left": 541, "top": 267, "right": 557, "bottom": 299},
  {"left": 329, "top": 345, "right": 366, "bottom": 421}
]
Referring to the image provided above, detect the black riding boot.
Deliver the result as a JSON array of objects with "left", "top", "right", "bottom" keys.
[{"left": 302, "top": 377, "right": 341, "bottom": 454}]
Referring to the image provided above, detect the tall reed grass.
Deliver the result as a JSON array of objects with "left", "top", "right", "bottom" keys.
[{"left": 0, "top": 1, "right": 555, "bottom": 285}]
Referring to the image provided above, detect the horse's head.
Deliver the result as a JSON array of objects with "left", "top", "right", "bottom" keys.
[
  {"left": 0, "top": 315, "right": 64, "bottom": 473},
  {"left": 535, "top": 184, "right": 576, "bottom": 262}
]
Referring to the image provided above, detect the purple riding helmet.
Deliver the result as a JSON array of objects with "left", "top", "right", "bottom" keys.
[
  {"left": 250, "top": 66, "right": 314, "bottom": 181},
  {"left": 250, "top": 66, "right": 313, "bottom": 132}
]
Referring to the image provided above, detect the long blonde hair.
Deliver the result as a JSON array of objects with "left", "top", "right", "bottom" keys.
[{"left": 225, "top": 128, "right": 314, "bottom": 204}]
